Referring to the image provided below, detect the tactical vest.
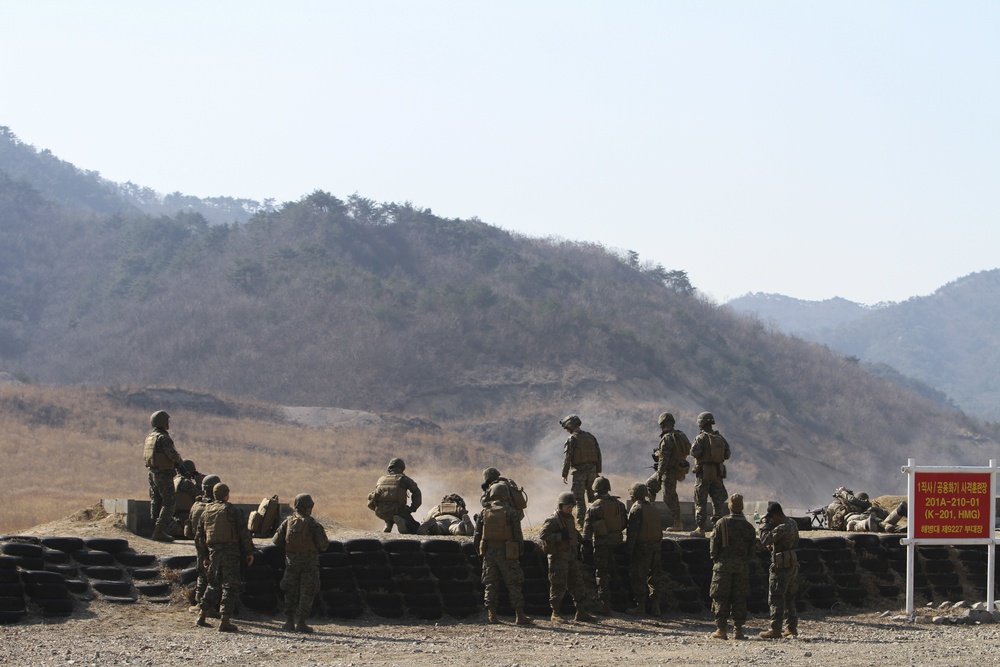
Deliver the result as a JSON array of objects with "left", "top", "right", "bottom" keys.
[
  {"left": 481, "top": 505, "right": 514, "bottom": 543},
  {"left": 636, "top": 502, "right": 662, "bottom": 542},
  {"left": 659, "top": 430, "right": 691, "bottom": 465},
  {"left": 374, "top": 474, "right": 408, "bottom": 504},
  {"left": 436, "top": 501, "right": 462, "bottom": 518},
  {"left": 185, "top": 498, "right": 209, "bottom": 540},
  {"left": 571, "top": 432, "right": 600, "bottom": 466},
  {"left": 143, "top": 432, "right": 173, "bottom": 471},
  {"left": 284, "top": 514, "right": 317, "bottom": 553},
  {"left": 593, "top": 497, "right": 626, "bottom": 535},
  {"left": 174, "top": 477, "right": 198, "bottom": 512},
  {"left": 202, "top": 502, "right": 238, "bottom": 545},
  {"left": 704, "top": 433, "right": 727, "bottom": 464}
]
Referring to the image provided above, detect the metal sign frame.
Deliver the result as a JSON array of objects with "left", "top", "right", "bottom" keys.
[{"left": 900, "top": 458, "right": 997, "bottom": 618}]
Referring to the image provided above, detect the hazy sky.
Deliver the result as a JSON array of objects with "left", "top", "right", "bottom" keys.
[{"left": 1, "top": 2, "right": 997, "bottom": 305}]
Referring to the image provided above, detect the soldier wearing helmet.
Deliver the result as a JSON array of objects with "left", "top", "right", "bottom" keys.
[
  {"left": 143, "top": 410, "right": 191, "bottom": 542},
  {"left": 367, "top": 458, "right": 422, "bottom": 533},
  {"left": 172, "top": 459, "right": 206, "bottom": 537},
  {"left": 758, "top": 502, "right": 800, "bottom": 639},
  {"left": 644, "top": 412, "right": 692, "bottom": 532},
  {"left": 559, "top": 414, "right": 603, "bottom": 529},
  {"left": 186, "top": 474, "right": 221, "bottom": 611},
  {"left": 474, "top": 481, "right": 532, "bottom": 625},
  {"left": 690, "top": 412, "right": 731, "bottom": 535},
  {"left": 194, "top": 482, "right": 255, "bottom": 633},
  {"left": 273, "top": 493, "right": 329, "bottom": 634},
  {"left": 583, "top": 477, "right": 627, "bottom": 616},
  {"left": 708, "top": 494, "right": 757, "bottom": 640},
  {"left": 480, "top": 467, "right": 527, "bottom": 520},
  {"left": 625, "top": 483, "right": 665, "bottom": 616},
  {"left": 418, "top": 494, "right": 475, "bottom": 536},
  {"left": 539, "top": 492, "right": 595, "bottom": 623}
]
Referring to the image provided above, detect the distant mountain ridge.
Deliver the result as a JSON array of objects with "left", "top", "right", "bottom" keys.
[{"left": 1, "top": 127, "right": 998, "bottom": 508}]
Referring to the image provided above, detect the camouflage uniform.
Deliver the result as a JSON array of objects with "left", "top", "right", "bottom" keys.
[
  {"left": 196, "top": 499, "right": 254, "bottom": 617},
  {"left": 583, "top": 490, "right": 627, "bottom": 612},
  {"left": 539, "top": 508, "right": 589, "bottom": 616},
  {"left": 273, "top": 509, "right": 329, "bottom": 625},
  {"left": 368, "top": 461, "right": 422, "bottom": 533},
  {"left": 690, "top": 426, "right": 731, "bottom": 531},
  {"left": 144, "top": 417, "right": 184, "bottom": 533},
  {"left": 188, "top": 493, "right": 214, "bottom": 605},
  {"left": 561, "top": 429, "right": 602, "bottom": 525},
  {"left": 709, "top": 511, "right": 757, "bottom": 632},
  {"left": 626, "top": 494, "right": 665, "bottom": 611},
  {"left": 651, "top": 426, "right": 691, "bottom": 527},
  {"left": 759, "top": 514, "right": 800, "bottom": 636},
  {"left": 474, "top": 498, "right": 526, "bottom": 610},
  {"left": 480, "top": 470, "right": 527, "bottom": 522},
  {"left": 418, "top": 496, "right": 475, "bottom": 536}
]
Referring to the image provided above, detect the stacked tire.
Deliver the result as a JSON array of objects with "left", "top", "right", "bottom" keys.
[
  {"left": 0, "top": 555, "right": 25, "bottom": 624},
  {"left": 321, "top": 541, "right": 363, "bottom": 619}
]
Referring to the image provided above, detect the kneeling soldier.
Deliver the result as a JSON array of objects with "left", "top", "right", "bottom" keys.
[{"left": 273, "top": 493, "right": 329, "bottom": 633}]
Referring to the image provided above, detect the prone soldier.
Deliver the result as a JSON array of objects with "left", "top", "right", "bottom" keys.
[
  {"left": 539, "top": 492, "right": 595, "bottom": 623},
  {"left": 582, "top": 476, "right": 627, "bottom": 616},
  {"left": 273, "top": 493, "right": 329, "bottom": 633},
  {"left": 559, "top": 415, "right": 602, "bottom": 528},
  {"left": 418, "top": 494, "right": 475, "bottom": 536}
]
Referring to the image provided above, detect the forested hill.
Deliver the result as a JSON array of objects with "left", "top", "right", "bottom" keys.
[{"left": 1, "top": 148, "right": 998, "bottom": 507}]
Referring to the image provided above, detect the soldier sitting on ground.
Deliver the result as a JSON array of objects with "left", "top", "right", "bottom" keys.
[
  {"left": 367, "top": 458, "right": 422, "bottom": 533},
  {"left": 418, "top": 494, "right": 476, "bottom": 536}
]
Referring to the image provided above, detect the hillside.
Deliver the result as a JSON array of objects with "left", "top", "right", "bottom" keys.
[
  {"left": 729, "top": 273, "right": 1000, "bottom": 423},
  {"left": 1, "top": 137, "right": 999, "bottom": 510}
]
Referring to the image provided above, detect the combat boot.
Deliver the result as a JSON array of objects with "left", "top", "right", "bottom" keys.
[
  {"left": 597, "top": 599, "right": 612, "bottom": 616},
  {"left": 733, "top": 626, "right": 747, "bottom": 640},
  {"left": 195, "top": 612, "right": 211, "bottom": 628},
  {"left": 151, "top": 524, "right": 174, "bottom": 542},
  {"left": 782, "top": 627, "right": 798, "bottom": 638},
  {"left": 204, "top": 608, "right": 221, "bottom": 619},
  {"left": 666, "top": 519, "right": 685, "bottom": 532},
  {"left": 487, "top": 606, "right": 499, "bottom": 624},
  {"left": 574, "top": 608, "right": 595, "bottom": 622},
  {"left": 514, "top": 608, "right": 532, "bottom": 626},
  {"left": 693, "top": 525, "right": 706, "bottom": 537},
  {"left": 649, "top": 600, "right": 661, "bottom": 617},
  {"left": 550, "top": 607, "right": 567, "bottom": 623},
  {"left": 282, "top": 615, "right": 295, "bottom": 631},
  {"left": 711, "top": 626, "right": 727, "bottom": 640},
  {"left": 218, "top": 614, "right": 239, "bottom": 633},
  {"left": 295, "top": 620, "right": 314, "bottom": 634},
  {"left": 758, "top": 628, "right": 781, "bottom": 639}
]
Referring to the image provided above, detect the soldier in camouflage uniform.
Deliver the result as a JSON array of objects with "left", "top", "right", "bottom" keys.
[
  {"left": 559, "top": 415, "right": 602, "bottom": 527},
  {"left": 187, "top": 474, "right": 220, "bottom": 612},
  {"left": 758, "top": 501, "right": 800, "bottom": 639},
  {"left": 625, "top": 483, "right": 664, "bottom": 616},
  {"left": 540, "top": 492, "right": 595, "bottom": 623},
  {"left": 273, "top": 493, "right": 329, "bottom": 633},
  {"left": 195, "top": 483, "right": 255, "bottom": 633},
  {"left": 709, "top": 494, "right": 757, "bottom": 640},
  {"left": 473, "top": 483, "right": 531, "bottom": 625},
  {"left": 690, "top": 412, "right": 731, "bottom": 535},
  {"left": 143, "top": 410, "right": 192, "bottom": 542},
  {"left": 480, "top": 467, "right": 527, "bottom": 521},
  {"left": 644, "top": 412, "right": 692, "bottom": 531},
  {"left": 418, "top": 494, "right": 475, "bottom": 536},
  {"left": 583, "top": 476, "right": 627, "bottom": 616},
  {"left": 171, "top": 459, "right": 205, "bottom": 537},
  {"left": 367, "top": 458, "right": 422, "bottom": 533}
]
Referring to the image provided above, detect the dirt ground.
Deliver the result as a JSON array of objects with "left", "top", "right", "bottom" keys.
[{"left": 3, "top": 506, "right": 998, "bottom": 667}]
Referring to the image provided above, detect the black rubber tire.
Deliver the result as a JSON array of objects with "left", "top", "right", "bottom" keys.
[
  {"left": 22, "top": 570, "right": 65, "bottom": 585},
  {"left": 388, "top": 552, "right": 425, "bottom": 567},
  {"left": 356, "top": 577, "right": 397, "bottom": 593},
  {"left": 397, "top": 579, "right": 436, "bottom": 595},
  {"left": 0, "top": 570, "right": 18, "bottom": 583},
  {"left": 319, "top": 566, "right": 354, "bottom": 583},
  {"left": 46, "top": 560, "right": 80, "bottom": 576},
  {"left": 0, "top": 556, "right": 18, "bottom": 570},
  {"left": 84, "top": 537, "right": 130, "bottom": 554},
  {"left": 385, "top": 539, "right": 423, "bottom": 553},
  {"left": 0, "top": 583, "right": 25, "bottom": 597},
  {"left": 676, "top": 538, "right": 709, "bottom": 552},
  {"left": 259, "top": 544, "right": 286, "bottom": 571},
  {"left": 324, "top": 540, "right": 345, "bottom": 553},
  {"left": 318, "top": 552, "right": 349, "bottom": 568},
  {"left": 806, "top": 584, "right": 836, "bottom": 599},
  {"left": 93, "top": 581, "right": 133, "bottom": 597},
  {"left": 240, "top": 592, "right": 279, "bottom": 612},
  {"left": 926, "top": 572, "right": 960, "bottom": 587},
  {"left": 825, "top": 560, "right": 857, "bottom": 575},
  {"left": 40, "top": 537, "right": 85, "bottom": 554},
  {"left": 349, "top": 550, "right": 388, "bottom": 566},
  {"left": 393, "top": 564, "right": 433, "bottom": 580},
  {"left": 421, "top": 539, "right": 462, "bottom": 554},
  {"left": 796, "top": 548, "right": 820, "bottom": 563},
  {"left": 161, "top": 554, "right": 198, "bottom": 570},
  {"left": 919, "top": 546, "right": 951, "bottom": 560},
  {"left": 0, "top": 542, "right": 43, "bottom": 558},
  {"left": 921, "top": 559, "right": 954, "bottom": 575},
  {"left": 0, "top": 609, "right": 26, "bottom": 624},
  {"left": 16, "top": 557, "right": 45, "bottom": 571},
  {"left": 425, "top": 553, "right": 465, "bottom": 568},
  {"left": 432, "top": 565, "right": 471, "bottom": 581},
  {"left": 65, "top": 579, "right": 89, "bottom": 595},
  {"left": 243, "top": 579, "right": 277, "bottom": 596},
  {"left": 879, "top": 534, "right": 903, "bottom": 548},
  {"left": 114, "top": 552, "right": 158, "bottom": 567},
  {"left": 820, "top": 548, "right": 853, "bottom": 562},
  {"left": 522, "top": 578, "right": 549, "bottom": 596},
  {"left": 130, "top": 567, "right": 161, "bottom": 581},
  {"left": 25, "top": 582, "right": 69, "bottom": 599},
  {"left": 0, "top": 596, "right": 26, "bottom": 611},
  {"left": 82, "top": 565, "right": 124, "bottom": 581},
  {"left": 365, "top": 592, "right": 403, "bottom": 607},
  {"left": 858, "top": 559, "right": 889, "bottom": 574},
  {"left": 409, "top": 604, "right": 444, "bottom": 620},
  {"left": 797, "top": 560, "right": 825, "bottom": 576},
  {"left": 73, "top": 550, "right": 114, "bottom": 567},
  {"left": 179, "top": 567, "right": 199, "bottom": 586},
  {"left": 438, "top": 579, "right": 475, "bottom": 595},
  {"left": 34, "top": 597, "right": 74, "bottom": 615},
  {"left": 343, "top": 538, "right": 383, "bottom": 553},
  {"left": 878, "top": 584, "right": 901, "bottom": 597},
  {"left": 833, "top": 572, "right": 862, "bottom": 588},
  {"left": 42, "top": 549, "right": 71, "bottom": 565},
  {"left": 845, "top": 534, "right": 880, "bottom": 549},
  {"left": 351, "top": 565, "right": 392, "bottom": 581},
  {"left": 812, "top": 536, "right": 848, "bottom": 550},
  {"left": 244, "top": 565, "right": 278, "bottom": 582}
]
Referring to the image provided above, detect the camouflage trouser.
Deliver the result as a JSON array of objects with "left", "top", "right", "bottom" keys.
[
  {"left": 281, "top": 553, "right": 320, "bottom": 621},
  {"left": 481, "top": 546, "right": 524, "bottom": 609},
  {"left": 629, "top": 540, "right": 664, "bottom": 605},
  {"left": 374, "top": 503, "right": 419, "bottom": 533},
  {"left": 768, "top": 563, "right": 799, "bottom": 633},
  {"left": 694, "top": 475, "right": 729, "bottom": 529},
  {"left": 710, "top": 562, "right": 750, "bottom": 628},
  {"left": 195, "top": 543, "right": 210, "bottom": 604},
  {"left": 202, "top": 544, "right": 243, "bottom": 616},
  {"left": 592, "top": 543, "right": 616, "bottom": 605},
  {"left": 148, "top": 470, "right": 176, "bottom": 530},
  {"left": 571, "top": 464, "right": 599, "bottom": 525},
  {"left": 547, "top": 555, "right": 588, "bottom": 610}
]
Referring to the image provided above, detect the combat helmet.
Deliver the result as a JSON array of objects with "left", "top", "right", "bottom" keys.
[
  {"left": 559, "top": 414, "right": 582, "bottom": 430},
  {"left": 482, "top": 467, "right": 501, "bottom": 485},
  {"left": 629, "top": 483, "right": 649, "bottom": 500},
  {"left": 657, "top": 412, "right": 675, "bottom": 426},
  {"left": 697, "top": 412, "right": 715, "bottom": 426},
  {"left": 150, "top": 410, "right": 170, "bottom": 429},
  {"left": 557, "top": 492, "right": 576, "bottom": 506},
  {"left": 294, "top": 493, "right": 314, "bottom": 509},
  {"left": 201, "top": 475, "right": 221, "bottom": 498},
  {"left": 387, "top": 458, "right": 405, "bottom": 472},
  {"left": 593, "top": 476, "right": 611, "bottom": 494}
]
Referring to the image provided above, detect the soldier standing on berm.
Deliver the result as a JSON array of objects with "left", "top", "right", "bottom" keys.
[
  {"left": 649, "top": 412, "right": 691, "bottom": 531},
  {"left": 143, "top": 410, "right": 191, "bottom": 542},
  {"left": 690, "top": 411, "right": 731, "bottom": 535},
  {"left": 559, "top": 415, "right": 602, "bottom": 527}
]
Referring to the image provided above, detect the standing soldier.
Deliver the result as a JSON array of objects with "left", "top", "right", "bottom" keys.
[
  {"left": 559, "top": 415, "right": 602, "bottom": 527},
  {"left": 480, "top": 467, "right": 528, "bottom": 521},
  {"left": 143, "top": 410, "right": 192, "bottom": 542},
  {"left": 539, "top": 492, "right": 595, "bottom": 623},
  {"left": 690, "top": 412, "right": 731, "bottom": 536},
  {"left": 473, "top": 483, "right": 532, "bottom": 625},
  {"left": 195, "top": 483, "right": 255, "bottom": 633},
  {"left": 583, "top": 476, "right": 627, "bottom": 616},
  {"left": 187, "top": 474, "right": 220, "bottom": 612},
  {"left": 649, "top": 412, "right": 691, "bottom": 531},
  {"left": 708, "top": 494, "right": 757, "bottom": 640},
  {"left": 758, "top": 502, "right": 800, "bottom": 639},
  {"left": 367, "top": 458, "right": 421, "bottom": 533},
  {"left": 625, "top": 483, "right": 664, "bottom": 616},
  {"left": 273, "top": 493, "right": 329, "bottom": 634}
]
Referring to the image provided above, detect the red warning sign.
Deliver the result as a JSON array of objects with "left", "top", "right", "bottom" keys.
[{"left": 912, "top": 472, "right": 992, "bottom": 539}]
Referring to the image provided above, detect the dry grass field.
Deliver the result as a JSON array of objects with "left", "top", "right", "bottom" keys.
[{"left": 0, "top": 383, "right": 572, "bottom": 534}]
